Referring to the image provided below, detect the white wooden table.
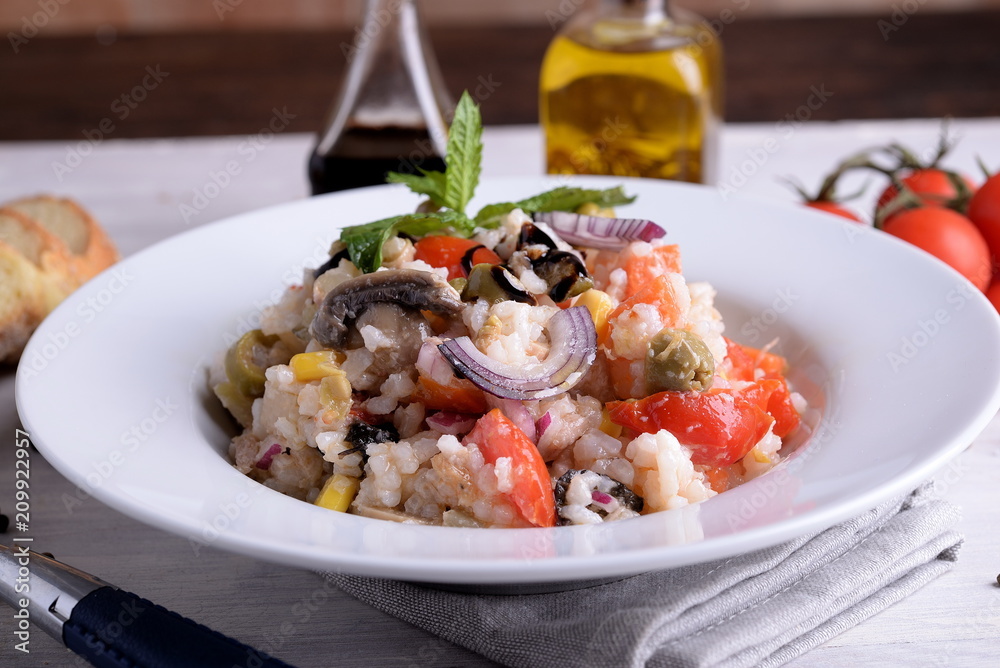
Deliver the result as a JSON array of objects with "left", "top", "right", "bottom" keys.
[{"left": 1, "top": 121, "right": 999, "bottom": 667}]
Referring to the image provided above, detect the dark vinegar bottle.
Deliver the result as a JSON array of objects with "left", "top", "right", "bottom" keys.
[{"left": 309, "top": 0, "right": 452, "bottom": 195}]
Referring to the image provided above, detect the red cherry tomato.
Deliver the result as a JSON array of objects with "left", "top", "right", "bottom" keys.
[
  {"left": 806, "top": 201, "right": 863, "bottom": 222},
  {"left": 876, "top": 169, "right": 976, "bottom": 223},
  {"left": 413, "top": 236, "right": 501, "bottom": 281},
  {"left": 967, "top": 173, "right": 1000, "bottom": 267},
  {"left": 464, "top": 409, "right": 556, "bottom": 528},
  {"left": 985, "top": 277, "right": 1000, "bottom": 314},
  {"left": 882, "top": 207, "right": 991, "bottom": 291},
  {"left": 608, "top": 390, "right": 775, "bottom": 468}
]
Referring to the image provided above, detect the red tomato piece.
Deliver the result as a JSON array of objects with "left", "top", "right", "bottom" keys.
[
  {"left": 463, "top": 409, "right": 556, "bottom": 528},
  {"left": 607, "top": 390, "right": 775, "bottom": 467},
  {"left": 413, "top": 376, "right": 488, "bottom": 414},
  {"left": 723, "top": 338, "right": 787, "bottom": 381},
  {"left": 413, "top": 236, "right": 501, "bottom": 281},
  {"left": 968, "top": 173, "right": 1000, "bottom": 268},
  {"left": 622, "top": 244, "right": 683, "bottom": 298}
]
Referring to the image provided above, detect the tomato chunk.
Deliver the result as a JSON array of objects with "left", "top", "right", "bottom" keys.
[
  {"left": 413, "top": 376, "right": 488, "bottom": 414},
  {"left": 413, "top": 236, "right": 501, "bottom": 280},
  {"left": 723, "top": 338, "right": 787, "bottom": 381},
  {"left": 608, "top": 390, "right": 774, "bottom": 467},
  {"left": 623, "top": 244, "right": 682, "bottom": 298},
  {"left": 463, "top": 409, "right": 556, "bottom": 528}
]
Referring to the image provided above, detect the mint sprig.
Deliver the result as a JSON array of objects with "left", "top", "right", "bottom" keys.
[
  {"left": 474, "top": 186, "right": 636, "bottom": 227},
  {"left": 341, "top": 210, "right": 474, "bottom": 273}
]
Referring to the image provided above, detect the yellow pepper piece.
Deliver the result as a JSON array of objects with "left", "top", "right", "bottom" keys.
[
  {"left": 314, "top": 473, "right": 360, "bottom": 513},
  {"left": 289, "top": 350, "right": 345, "bottom": 382},
  {"left": 575, "top": 289, "right": 615, "bottom": 342},
  {"left": 598, "top": 408, "right": 623, "bottom": 438}
]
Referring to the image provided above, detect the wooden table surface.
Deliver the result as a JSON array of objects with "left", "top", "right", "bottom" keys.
[{"left": 1, "top": 11, "right": 999, "bottom": 140}]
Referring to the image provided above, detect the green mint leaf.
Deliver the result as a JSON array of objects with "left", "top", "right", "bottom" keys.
[
  {"left": 341, "top": 210, "right": 473, "bottom": 273},
  {"left": 442, "top": 91, "right": 482, "bottom": 213},
  {"left": 474, "top": 186, "right": 636, "bottom": 227},
  {"left": 386, "top": 169, "right": 447, "bottom": 207}
]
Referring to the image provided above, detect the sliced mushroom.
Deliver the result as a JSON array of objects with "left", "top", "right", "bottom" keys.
[
  {"left": 310, "top": 269, "right": 464, "bottom": 349},
  {"left": 352, "top": 505, "right": 435, "bottom": 525}
]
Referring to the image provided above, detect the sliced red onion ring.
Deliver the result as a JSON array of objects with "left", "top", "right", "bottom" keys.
[
  {"left": 255, "top": 443, "right": 282, "bottom": 470},
  {"left": 425, "top": 411, "right": 478, "bottom": 435},
  {"left": 532, "top": 211, "right": 666, "bottom": 250},
  {"left": 535, "top": 411, "right": 553, "bottom": 440},
  {"left": 487, "top": 396, "right": 537, "bottom": 442},
  {"left": 437, "top": 306, "right": 597, "bottom": 401}
]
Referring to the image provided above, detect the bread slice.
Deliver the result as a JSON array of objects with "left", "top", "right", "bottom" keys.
[
  {"left": 0, "top": 197, "right": 119, "bottom": 363},
  {"left": 0, "top": 239, "right": 72, "bottom": 362},
  {"left": 6, "top": 195, "right": 119, "bottom": 284}
]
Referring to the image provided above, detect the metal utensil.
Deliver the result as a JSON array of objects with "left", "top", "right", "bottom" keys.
[{"left": 0, "top": 543, "right": 297, "bottom": 667}]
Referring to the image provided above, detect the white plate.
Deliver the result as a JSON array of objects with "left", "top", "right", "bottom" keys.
[{"left": 16, "top": 176, "right": 1000, "bottom": 585}]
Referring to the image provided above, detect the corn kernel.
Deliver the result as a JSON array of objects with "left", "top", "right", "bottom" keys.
[
  {"left": 314, "top": 473, "right": 359, "bottom": 513},
  {"left": 599, "top": 408, "right": 623, "bottom": 438},
  {"left": 290, "top": 350, "right": 344, "bottom": 382},
  {"left": 319, "top": 373, "right": 352, "bottom": 423},
  {"left": 575, "top": 289, "right": 615, "bottom": 341},
  {"left": 751, "top": 448, "right": 770, "bottom": 464}
]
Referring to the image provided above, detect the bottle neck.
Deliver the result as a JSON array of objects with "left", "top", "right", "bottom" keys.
[
  {"left": 602, "top": 0, "right": 670, "bottom": 23},
  {"left": 315, "top": 0, "right": 450, "bottom": 157}
]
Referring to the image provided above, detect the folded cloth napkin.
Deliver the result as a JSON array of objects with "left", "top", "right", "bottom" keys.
[{"left": 330, "top": 483, "right": 961, "bottom": 668}]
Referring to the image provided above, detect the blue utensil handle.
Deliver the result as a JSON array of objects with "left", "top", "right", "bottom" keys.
[{"left": 63, "top": 586, "right": 296, "bottom": 668}]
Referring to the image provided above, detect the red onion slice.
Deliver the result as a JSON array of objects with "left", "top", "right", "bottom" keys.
[
  {"left": 535, "top": 411, "right": 553, "bottom": 440},
  {"left": 532, "top": 211, "right": 666, "bottom": 250},
  {"left": 425, "top": 411, "right": 478, "bottom": 435},
  {"left": 437, "top": 306, "right": 597, "bottom": 400},
  {"left": 255, "top": 443, "right": 282, "bottom": 470}
]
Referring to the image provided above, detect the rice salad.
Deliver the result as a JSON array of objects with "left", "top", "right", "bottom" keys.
[{"left": 211, "top": 206, "right": 807, "bottom": 529}]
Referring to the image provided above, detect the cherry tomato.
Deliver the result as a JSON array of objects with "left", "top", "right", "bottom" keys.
[
  {"left": 882, "top": 207, "right": 991, "bottom": 291},
  {"left": 413, "top": 236, "right": 501, "bottom": 281},
  {"left": 464, "top": 409, "right": 556, "bottom": 528},
  {"left": 985, "top": 277, "right": 1000, "bottom": 314},
  {"left": 805, "top": 201, "right": 862, "bottom": 223},
  {"left": 967, "top": 173, "right": 1000, "bottom": 266},
  {"left": 608, "top": 390, "right": 775, "bottom": 468},
  {"left": 876, "top": 169, "right": 976, "bottom": 221}
]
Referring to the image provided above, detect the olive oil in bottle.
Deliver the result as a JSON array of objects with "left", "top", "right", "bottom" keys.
[{"left": 540, "top": 0, "right": 722, "bottom": 184}]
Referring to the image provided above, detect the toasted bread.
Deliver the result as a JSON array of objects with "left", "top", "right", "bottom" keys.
[
  {"left": 6, "top": 195, "right": 119, "bottom": 284},
  {"left": 0, "top": 197, "right": 119, "bottom": 363}
]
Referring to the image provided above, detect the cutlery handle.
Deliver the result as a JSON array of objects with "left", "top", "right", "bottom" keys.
[{"left": 63, "top": 586, "right": 296, "bottom": 668}]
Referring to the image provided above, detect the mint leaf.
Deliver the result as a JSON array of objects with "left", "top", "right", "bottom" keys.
[
  {"left": 442, "top": 91, "right": 482, "bottom": 213},
  {"left": 341, "top": 210, "right": 473, "bottom": 273},
  {"left": 474, "top": 186, "right": 636, "bottom": 227},
  {"left": 386, "top": 170, "right": 447, "bottom": 207}
]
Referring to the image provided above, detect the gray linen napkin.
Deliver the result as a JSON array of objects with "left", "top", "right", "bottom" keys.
[{"left": 330, "top": 483, "right": 961, "bottom": 668}]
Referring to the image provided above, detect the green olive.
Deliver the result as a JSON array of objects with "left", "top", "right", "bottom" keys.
[
  {"left": 213, "top": 381, "right": 254, "bottom": 428},
  {"left": 224, "top": 329, "right": 279, "bottom": 398},
  {"left": 645, "top": 328, "right": 715, "bottom": 393},
  {"left": 461, "top": 263, "right": 533, "bottom": 304},
  {"left": 449, "top": 277, "right": 468, "bottom": 294}
]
